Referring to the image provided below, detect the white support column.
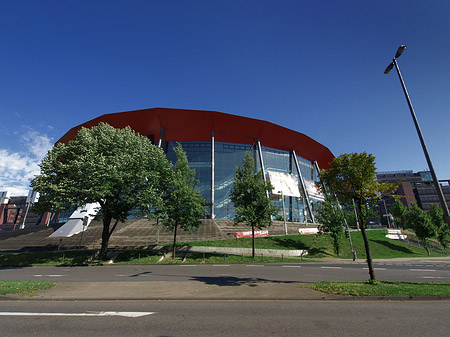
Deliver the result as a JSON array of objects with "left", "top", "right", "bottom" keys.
[
  {"left": 256, "top": 139, "right": 267, "bottom": 182},
  {"left": 157, "top": 128, "right": 165, "bottom": 148},
  {"left": 211, "top": 131, "right": 215, "bottom": 219},
  {"left": 256, "top": 139, "right": 269, "bottom": 198},
  {"left": 292, "top": 150, "right": 315, "bottom": 223}
]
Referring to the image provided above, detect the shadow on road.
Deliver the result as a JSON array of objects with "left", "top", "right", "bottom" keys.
[{"left": 189, "top": 275, "right": 298, "bottom": 287}]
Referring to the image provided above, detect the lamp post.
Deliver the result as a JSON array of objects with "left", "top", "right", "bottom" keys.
[
  {"left": 384, "top": 45, "right": 450, "bottom": 227},
  {"left": 381, "top": 198, "right": 391, "bottom": 228},
  {"left": 279, "top": 191, "right": 288, "bottom": 235}
]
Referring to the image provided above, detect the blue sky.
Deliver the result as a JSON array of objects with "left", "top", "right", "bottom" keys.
[{"left": 1, "top": 0, "right": 450, "bottom": 195}]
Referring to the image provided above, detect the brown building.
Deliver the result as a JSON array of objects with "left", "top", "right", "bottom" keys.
[{"left": 376, "top": 170, "right": 450, "bottom": 213}]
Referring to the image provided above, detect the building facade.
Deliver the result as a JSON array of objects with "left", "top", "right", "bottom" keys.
[
  {"left": 376, "top": 170, "right": 450, "bottom": 212},
  {"left": 57, "top": 108, "right": 334, "bottom": 223}
]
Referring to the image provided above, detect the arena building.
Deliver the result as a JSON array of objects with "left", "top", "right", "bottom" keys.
[{"left": 57, "top": 108, "right": 334, "bottom": 223}]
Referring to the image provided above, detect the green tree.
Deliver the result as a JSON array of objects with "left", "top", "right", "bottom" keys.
[
  {"left": 390, "top": 199, "right": 408, "bottom": 228},
  {"left": 31, "top": 123, "right": 172, "bottom": 259},
  {"left": 317, "top": 198, "right": 345, "bottom": 256},
  {"left": 230, "top": 151, "right": 278, "bottom": 258},
  {"left": 319, "top": 152, "right": 396, "bottom": 281},
  {"left": 160, "top": 144, "right": 207, "bottom": 258},
  {"left": 428, "top": 204, "right": 450, "bottom": 251},
  {"left": 405, "top": 203, "right": 436, "bottom": 255}
]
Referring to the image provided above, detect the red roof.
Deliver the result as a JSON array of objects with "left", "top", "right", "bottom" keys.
[{"left": 57, "top": 107, "right": 334, "bottom": 169}]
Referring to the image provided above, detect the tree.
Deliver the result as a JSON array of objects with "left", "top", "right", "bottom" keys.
[
  {"left": 390, "top": 199, "right": 408, "bottom": 228},
  {"left": 316, "top": 198, "right": 344, "bottom": 256},
  {"left": 31, "top": 123, "right": 172, "bottom": 259},
  {"left": 230, "top": 151, "right": 278, "bottom": 258},
  {"left": 405, "top": 203, "right": 436, "bottom": 255},
  {"left": 160, "top": 144, "right": 207, "bottom": 258},
  {"left": 428, "top": 204, "right": 450, "bottom": 251},
  {"left": 319, "top": 152, "right": 396, "bottom": 281}
]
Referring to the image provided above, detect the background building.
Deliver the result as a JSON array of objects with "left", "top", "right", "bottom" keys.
[
  {"left": 58, "top": 108, "right": 334, "bottom": 223},
  {"left": 376, "top": 170, "right": 450, "bottom": 214}
]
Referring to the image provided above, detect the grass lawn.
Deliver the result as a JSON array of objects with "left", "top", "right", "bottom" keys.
[
  {"left": 0, "top": 280, "right": 56, "bottom": 296},
  {"left": 113, "top": 250, "right": 305, "bottom": 264},
  {"left": 0, "top": 251, "right": 94, "bottom": 267},
  {"left": 310, "top": 280, "right": 450, "bottom": 297},
  {"left": 180, "top": 229, "right": 448, "bottom": 259},
  {"left": 0, "top": 230, "right": 447, "bottom": 266}
]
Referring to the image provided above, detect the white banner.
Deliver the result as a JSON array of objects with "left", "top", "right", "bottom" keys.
[
  {"left": 268, "top": 171, "right": 301, "bottom": 197},
  {"left": 304, "top": 180, "right": 325, "bottom": 201},
  {"left": 26, "top": 190, "right": 40, "bottom": 204},
  {"left": 0, "top": 191, "right": 11, "bottom": 204}
]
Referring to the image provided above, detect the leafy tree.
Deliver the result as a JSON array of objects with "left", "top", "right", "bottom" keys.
[
  {"left": 390, "top": 199, "right": 408, "bottom": 228},
  {"left": 31, "top": 123, "right": 172, "bottom": 259},
  {"left": 317, "top": 198, "right": 344, "bottom": 256},
  {"left": 230, "top": 151, "right": 278, "bottom": 258},
  {"left": 405, "top": 203, "right": 436, "bottom": 255},
  {"left": 429, "top": 204, "right": 450, "bottom": 251},
  {"left": 319, "top": 152, "right": 396, "bottom": 281},
  {"left": 160, "top": 144, "right": 207, "bottom": 258}
]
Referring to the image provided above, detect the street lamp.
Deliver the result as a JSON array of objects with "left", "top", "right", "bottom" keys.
[{"left": 384, "top": 45, "right": 450, "bottom": 227}]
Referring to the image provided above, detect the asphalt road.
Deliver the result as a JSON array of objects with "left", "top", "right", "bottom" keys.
[
  {"left": 2, "top": 259, "right": 450, "bottom": 283},
  {"left": 0, "top": 300, "right": 449, "bottom": 337}
]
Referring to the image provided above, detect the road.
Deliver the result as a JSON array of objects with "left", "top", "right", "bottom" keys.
[
  {"left": 0, "top": 300, "right": 449, "bottom": 337},
  {"left": 1, "top": 259, "right": 450, "bottom": 283},
  {"left": 1, "top": 259, "right": 450, "bottom": 336}
]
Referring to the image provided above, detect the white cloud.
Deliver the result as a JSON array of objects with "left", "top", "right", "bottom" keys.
[{"left": 0, "top": 130, "right": 53, "bottom": 196}]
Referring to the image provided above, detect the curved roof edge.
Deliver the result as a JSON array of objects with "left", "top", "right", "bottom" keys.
[{"left": 57, "top": 107, "right": 334, "bottom": 170}]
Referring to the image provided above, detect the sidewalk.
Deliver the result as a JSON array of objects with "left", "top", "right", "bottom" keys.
[{"left": 22, "top": 281, "right": 334, "bottom": 301}]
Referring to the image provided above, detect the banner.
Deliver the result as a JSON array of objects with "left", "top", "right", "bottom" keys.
[
  {"left": 26, "top": 190, "right": 40, "bottom": 204},
  {"left": 268, "top": 171, "right": 301, "bottom": 197},
  {"left": 0, "top": 191, "right": 11, "bottom": 204},
  {"left": 304, "top": 180, "right": 325, "bottom": 201}
]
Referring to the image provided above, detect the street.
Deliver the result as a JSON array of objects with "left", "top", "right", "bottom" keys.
[
  {"left": 1, "top": 259, "right": 450, "bottom": 283},
  {"left": 0, "top": 300, "right": 449, "bottom": 337},
  {"left": 1, "top": 259, "right": 450, "bottom": 336}
]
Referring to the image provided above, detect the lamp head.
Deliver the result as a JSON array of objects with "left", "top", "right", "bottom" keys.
[
  {"left": 395, "top": 45, "right": 406, "bottom": 59},
  {"left": 384, "top": 62, "right": 394, "bottom": 74}
]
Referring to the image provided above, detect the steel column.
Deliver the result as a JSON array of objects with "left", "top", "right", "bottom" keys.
[{"left": 292, "top": 150, "right": 315, "bottom": 223}]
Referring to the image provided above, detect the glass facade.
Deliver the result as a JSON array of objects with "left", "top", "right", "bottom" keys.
[{"left": 163, "top": 140, "right": 322, "bottom": 223}]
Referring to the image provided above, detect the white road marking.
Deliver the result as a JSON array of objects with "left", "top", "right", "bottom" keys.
[
  {"left": 409, "top": 269, "right": 436, "bottom": 272},
  {"left": 33, "top": 275, "right": 65, "bottom": 277},
  {"left": 213, "top": 265, "right": 230, "bottom": 267},
  {"left": 282, "top": 265, "right": 302, "bottom": 268},
  {"left": 246, "top": 265, "right": 265, "bottom": 267},
  {"left": 421, "top": 276, "right": 445, "bottom": 279},
  {"left": 363, "top": 268, "right": 386, "bottom": 270},
  {"left": 320, "top": 266, "right": 342, "bottom": 269},
  {"left": 0, "top": 311, "right": 155, "bottom": 318}
]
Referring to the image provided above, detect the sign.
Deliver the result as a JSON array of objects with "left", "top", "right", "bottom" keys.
[
  {"left": 299, "top": 228, "right": 319, "bottom": 235},
  {"left": 386, "top": 228, "right": 407, "bottom": 240},
  {"left": 268, "top": 171, "right": 300, "bottom": 197},
  {"left": 26, "top": 190, "right": 39, "bottom": 204},
  {"left": 0, "top": 191, "right": 10, "bottom": 204},
  {"left": 235, "top": 230, "right": 269, "bottom": 238}
]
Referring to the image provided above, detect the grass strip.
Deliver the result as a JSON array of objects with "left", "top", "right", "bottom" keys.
[
  {"left": 179, "top": 230, "right": 448, "bottom": 259},
  {"left": 113, "top": 251, "right": 307, "bottom": 264},
  {"left": 310, "top": 280, "right": 450, "bottom": 297},
  {"left": 0, "top": 280, "right": 56, "bottom": 296}
]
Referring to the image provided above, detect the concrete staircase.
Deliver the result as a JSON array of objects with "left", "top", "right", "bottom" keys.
[{"left": 0, "top": 218, "right": 318, "bottom": 252}]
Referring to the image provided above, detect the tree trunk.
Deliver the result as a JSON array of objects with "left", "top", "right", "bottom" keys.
[
  {"left": 358, "top": 204, "right": 376, "bottom": 281},
  {"left": 251, "top": 224, "right": 255, "bottom": 258},
  {"left": 99, "top": 216, "right": 112, "bottom": 260},
  {"left": 173, "top": 223, "right": 178, "bottom": 258},
  {"left": 424, "top": 240, "right": 430, "bottom": 256}
]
